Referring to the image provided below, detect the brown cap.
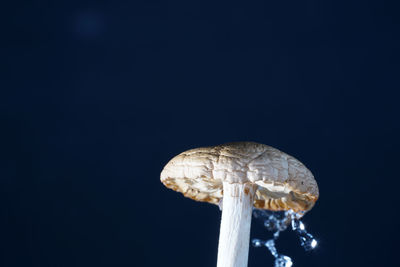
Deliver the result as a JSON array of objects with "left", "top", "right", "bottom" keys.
[{"left": 160, "top": 142, "right": 319, "bottom": 213}]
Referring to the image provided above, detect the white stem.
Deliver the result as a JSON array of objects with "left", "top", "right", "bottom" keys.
[{"left": 217, "top": 182, "right": 256, "bottom": 267}]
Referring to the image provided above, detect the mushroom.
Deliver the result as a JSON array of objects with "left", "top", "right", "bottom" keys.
[{"left": 160, "top": 142, "right": 318, "bottom": 267}]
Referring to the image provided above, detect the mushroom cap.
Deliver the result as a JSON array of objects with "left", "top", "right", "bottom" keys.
[{"left": 160, "top": 142, "right": 319, "bottom": 213}]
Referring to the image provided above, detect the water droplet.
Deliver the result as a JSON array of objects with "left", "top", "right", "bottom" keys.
[
  {"left": 299, "top": 221, "right": 305, "bottom": 231},
  {"left": 264, "top": 220, "right": 273, "bottom": 229},
  {"left": 290, "top": 218, "right": 318, "bottom": 251},
  {"left": 275, "top": 255, "right": 293, "bottom": 267},
  {"left": 265, "top": 239, "right": 278, "bottom": 257},
  {"left": 257, "top": 210, "right": 290, "bottom": 232},
  {"left": 252, "top": 208, "right": 318, "bottom": 266},
  {"left": 273, "top": 231, "right": 280, "bottom": 239},
  {"left": 311, "top": 239, "right": 318, "bottom": 248},
  {"left": 299, "top": 233, "right": 317, "bottom": 251},
  {"left": 291, "top": 219, "right": 305, "bottom": 233},
  {"left": 252, "top": 239, "right": 263, "bottom": 248}
]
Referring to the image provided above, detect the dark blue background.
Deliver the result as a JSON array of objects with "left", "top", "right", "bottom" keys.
[{"left": 2, "top": 0, "right": 399, "bottom": 266}]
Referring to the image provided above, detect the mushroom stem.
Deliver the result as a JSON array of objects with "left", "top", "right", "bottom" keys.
[{"left": 217, "top": 182, "right": 256, "bottom": 267}]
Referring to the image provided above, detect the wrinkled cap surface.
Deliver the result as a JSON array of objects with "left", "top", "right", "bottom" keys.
[{"left": 160, "top": 142, "right": 319, "bottom": 213}]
